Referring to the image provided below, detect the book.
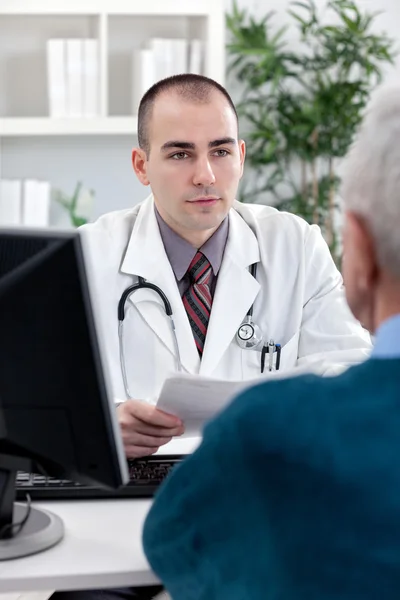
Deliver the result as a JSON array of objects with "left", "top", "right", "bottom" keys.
[
  {"left": 83, "top": 39, "right": 99, "bottom": 117},
  {"left": 22, "top": 180, "right": 50, "bottom": 227},
  {"left": 66, "top": 39, "right": 84, "bottom": 117},
  {"left": 0, "top": 180, "right": 22, "bottom": 226},
  {"left": 46, "top": 39, "right": 67, "bottom": 118}
]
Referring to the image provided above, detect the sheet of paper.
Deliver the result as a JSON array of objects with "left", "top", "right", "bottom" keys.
[
  {"left": 156, "top": 362, "right": 320, "bottom": 437},
  {"left": 156, "top": 372, "right": 265, "bottom": 437}
]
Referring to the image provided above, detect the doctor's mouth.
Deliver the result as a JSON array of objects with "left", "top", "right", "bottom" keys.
[{"left": 186, "top": 195, "right": 222, "bottom": 207}]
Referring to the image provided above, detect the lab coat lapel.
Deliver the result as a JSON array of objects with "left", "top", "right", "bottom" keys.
[
  {"left": 199, "top": 208, "right": 261, "bottom": 376},
  {"left": 120, "top": 194, "right": 200, "bottom": 374}
]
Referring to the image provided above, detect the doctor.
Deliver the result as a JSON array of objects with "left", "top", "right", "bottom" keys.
[{"left": 80, "top": 73, "right": 371, "bottom": 461}]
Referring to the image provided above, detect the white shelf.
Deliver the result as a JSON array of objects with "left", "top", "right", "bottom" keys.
[
  {"left": 0, "top": 0, "right": 225, "bottom": 135},
  {"left": 0, "top": 117, "right": 138, "bottom": 136},
  {"left": 0, "top": 0, "right": 216, "bottom": 16}
]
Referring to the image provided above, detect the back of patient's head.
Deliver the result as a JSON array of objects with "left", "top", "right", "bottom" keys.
[
  {"left": 341, "top": 84, "right": 400, "bottom": 332},
  {"left": 342, "top": 85, "right": 400, "bottom": 278}
]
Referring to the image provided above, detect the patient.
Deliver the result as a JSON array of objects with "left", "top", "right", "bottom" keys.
[{"left": 142, "top": 84, "right": 400, "bottom": 599}]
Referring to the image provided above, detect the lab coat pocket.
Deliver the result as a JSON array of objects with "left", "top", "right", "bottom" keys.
[
  {"left": 278, "top": 331, "right": 300, "bottom": 371},
  {"left": 241, "top": 330, "right": 300, "bottom": 380}
]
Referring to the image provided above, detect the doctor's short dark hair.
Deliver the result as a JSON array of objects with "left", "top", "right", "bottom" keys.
[{"left": 137, "top": 73, "right": 239, "bottom": 156}]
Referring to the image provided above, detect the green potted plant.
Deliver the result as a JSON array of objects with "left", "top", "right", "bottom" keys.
[{"left": 226, "top": 0, "right": 396, "bottom": 262}]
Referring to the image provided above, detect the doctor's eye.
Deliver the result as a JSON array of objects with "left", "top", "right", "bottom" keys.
[
  {"left": 213, "top": 149, "right": 229, "bottom": 157},
  {"left": 170, "top": 152, "right": 189, "bottom": 160}
]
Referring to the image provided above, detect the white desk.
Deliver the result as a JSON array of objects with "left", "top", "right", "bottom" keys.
[
  {"left": 0, "top": 437, "right": 200, "bottom": 598},
  {"left": 0, "top": 498, "right": 157, "bottom": 593}
]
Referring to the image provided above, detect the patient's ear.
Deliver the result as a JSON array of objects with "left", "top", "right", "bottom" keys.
[
  {"left": 344, "top": 212, "right": 376, "bottom": 285},
  {"left": 342, "top": 211, "right": 378, "bottom": 331}
]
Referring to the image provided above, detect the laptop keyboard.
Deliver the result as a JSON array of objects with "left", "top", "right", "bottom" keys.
[{"left": 15, "top": 455, "right": 183, "bottom": 500}]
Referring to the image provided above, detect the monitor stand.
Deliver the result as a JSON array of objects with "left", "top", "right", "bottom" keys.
[{"left": 0, "top": 454, "right": 64, "bottom": 560}]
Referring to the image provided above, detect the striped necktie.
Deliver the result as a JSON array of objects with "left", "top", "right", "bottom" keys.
[{"left": 182, "top": 251, "right": 213, "bottom": 356}]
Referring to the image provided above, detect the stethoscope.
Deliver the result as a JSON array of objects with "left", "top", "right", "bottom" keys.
[{"left": 117, "top": 263, "right": 280, "bottom": 398}]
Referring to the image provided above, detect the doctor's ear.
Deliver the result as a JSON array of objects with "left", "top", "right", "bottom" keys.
[
  {"left": 132, "top": 148, "right": 150, "bottom": 186},
  {"left": 238, "top": 140, "right": 246, "bottom": 177}
]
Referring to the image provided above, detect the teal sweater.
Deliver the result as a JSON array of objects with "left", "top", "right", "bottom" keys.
[{"left": 143, "top": 360, "right": 400, "bottom": 599}]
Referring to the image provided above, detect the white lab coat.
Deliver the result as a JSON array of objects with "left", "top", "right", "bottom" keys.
[{"left": 80, "top": 194, "right": 371, "bottom": 402}]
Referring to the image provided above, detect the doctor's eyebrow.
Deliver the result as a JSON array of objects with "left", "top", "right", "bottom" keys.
[
  {"left": 209, "top": 137, "right": 236, "bottom": 148},
  {"left": 160, "top": 138, "right": 237, "bottom": 152}
]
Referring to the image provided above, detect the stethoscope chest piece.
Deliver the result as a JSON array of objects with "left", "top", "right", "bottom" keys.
[{"left": 236, "top": 315, "right": 264, "bottom": 350}]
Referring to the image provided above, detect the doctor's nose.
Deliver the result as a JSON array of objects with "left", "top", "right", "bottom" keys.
[{"left": 192, "top": 157, "right": 216, "bottom": 187}]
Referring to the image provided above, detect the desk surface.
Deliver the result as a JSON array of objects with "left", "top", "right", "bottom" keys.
[
  {"left": 0, "top": 498, "right": 156, "bottom": 593},
  {"left": 0, "top": 437, "right": 200, "bottom": 594}
]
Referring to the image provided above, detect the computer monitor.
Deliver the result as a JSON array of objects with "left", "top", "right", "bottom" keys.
[{"left": 0, "top": 227, "right": 128, "bottom": 560}]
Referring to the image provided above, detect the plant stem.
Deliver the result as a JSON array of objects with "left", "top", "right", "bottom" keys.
[
  {"left": 310, "top": 128, "right": 319, "bottom": 224},
  {"left": 301, "top": 160, "right": 307, "bottom": 204},
  {"left": 327, "top": 157, "right": 335, "bottom": 249}
]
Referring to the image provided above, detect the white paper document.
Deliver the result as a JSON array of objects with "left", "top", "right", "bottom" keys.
[{"left": 156, "top": 372, "right": 266, "bottom": 437}]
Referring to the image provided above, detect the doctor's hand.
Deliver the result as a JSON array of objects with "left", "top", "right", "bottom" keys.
[{"left": 117, "top": 399, "right": 185, "bottom": 458}]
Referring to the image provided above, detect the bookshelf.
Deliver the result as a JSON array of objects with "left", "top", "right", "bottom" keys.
[{"left": 0, "top": 0, "right": 225, "bottom": 135}]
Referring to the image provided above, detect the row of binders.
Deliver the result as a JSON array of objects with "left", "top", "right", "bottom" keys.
[
  {"left": 132, "top": 38, "right": 204, "bottom": 112},
  {"left": 0, "top": 180, "right": 51, "bottom": 228},
  {"left": 47, "top": 36, "right": 205, "bottom": 118},
  {"left": 47, "top": 38, "right": 99, "bottom": 118}
]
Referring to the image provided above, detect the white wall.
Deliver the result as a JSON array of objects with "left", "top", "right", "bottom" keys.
[{"left": 1, "top": 0, "right": 399, "bottom": 225}]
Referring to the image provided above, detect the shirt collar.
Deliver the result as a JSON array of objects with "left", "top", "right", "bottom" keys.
[
  {"left": 155, "top": 207, "right": 229, "bottom": 282},
  {"left": 371, "top": 314, "right": 400, "bottom": 359}
]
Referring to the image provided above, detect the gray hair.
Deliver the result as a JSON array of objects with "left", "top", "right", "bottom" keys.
[{"left": 341, "top": 84, "right": 400, "bottom": 277}]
